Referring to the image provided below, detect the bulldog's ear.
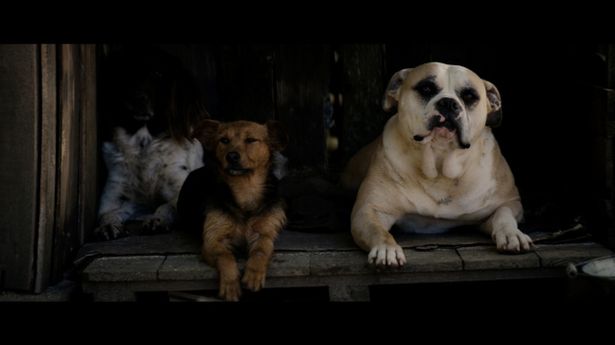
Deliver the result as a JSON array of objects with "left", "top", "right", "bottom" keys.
[
  {"left": 266, "top": 120, "right": 289, "bottom": 152},
  {"left": 483, "top": 80, "right": 503, "bottom": 127},
  {"left": 192, "top": 119, "right": 221, "bottom": 151},
  {"left": 383, "top": 68, "right": 412, "bottom": 112}
]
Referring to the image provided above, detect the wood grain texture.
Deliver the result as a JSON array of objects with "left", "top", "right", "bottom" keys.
[
  {"left": 52, "top": 44, "right": 81, "bottom": 283},
  {"left": 78, "top": 44, "right": 98, "bottom": 243},
  {"left": 274, "top": 45, "right": 331, "bottom": 169},
  {"left": 0, "top": 44, "right": 39, "bottom": 290},
  {"left": 457, "top": 246, "right": 541, "bottom": 271},
  {"left": 535, "top": 243, "right": 613, "bottom": 267},
  {"left": 35, "top": 44, "right": 57, "bottom": 293},
  {"left": 82, "top": 255, "right": 165, "bottom": 282}
]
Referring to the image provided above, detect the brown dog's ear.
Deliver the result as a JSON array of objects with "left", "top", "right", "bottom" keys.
[
  {"left": 266, "top": 120, "right": 289, "bottom": 152},
  {"left": 483, "top": 80, "right": 503, "bottom": 128},
  {"left": 192, "top": 119, "right": 221, "bottom": 151},
  {"left": 383, "top": 68, "right": 412, "bottom": 112}
]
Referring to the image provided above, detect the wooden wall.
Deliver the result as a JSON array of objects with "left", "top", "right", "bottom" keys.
[
  {"left": 0, "top": 44, "right": 97, "bottom": 292},
  {"left": 0, "top": 45, "right": 40, "bottom": 291}
]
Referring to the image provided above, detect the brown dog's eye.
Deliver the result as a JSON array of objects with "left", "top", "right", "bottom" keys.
[
  {"left": 245, "top": 138, "right": 258, "bottom": 144},
  {"left": 220, "top": 137, "right": 230, "bottom": 144}
]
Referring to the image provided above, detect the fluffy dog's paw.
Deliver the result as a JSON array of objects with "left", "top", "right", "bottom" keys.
[
  {"left": 493, "top": 229, "right": 534, "bottom": 253},
  {"left": 140, "top": 217, "right": 171, "bottom": 235},
  {"left": 219, "top": 279, "right": 242, "bottom": 302},
  {"left": 242, "top": 268, "right": 267, "bottom": 292},
  {"left": 368, "top": 243, "right": 407, "bottom": 268},
  {"left": 93, "top": 223, "right": 126, "bottom": 241}
]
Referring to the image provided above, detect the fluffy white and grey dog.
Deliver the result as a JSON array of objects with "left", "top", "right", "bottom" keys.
[
  {"left": 95, "top": 46, "right": 208, "bottom": 240},
  {"left": 95, "top": 126, "right": 204, "bottom": 240}
]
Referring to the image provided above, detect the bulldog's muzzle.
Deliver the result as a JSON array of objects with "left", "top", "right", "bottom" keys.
[{"left": 413, "top": 97, "right": 471, "bottom": 149}]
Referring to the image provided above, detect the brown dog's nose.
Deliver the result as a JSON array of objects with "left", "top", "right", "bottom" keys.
[{"left": 226, "top": 151, "right": 240, "bottom": 163}]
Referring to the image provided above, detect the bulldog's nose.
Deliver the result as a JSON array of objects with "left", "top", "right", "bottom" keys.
[
  {"left": 226, "top": 151, "right": 240, "bottom": 163},
  {"left": 435, "top": 97, "right": 461, "bottom": 118}
]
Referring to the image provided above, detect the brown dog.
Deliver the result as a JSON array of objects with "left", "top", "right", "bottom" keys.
[{"left": 177, "top": 119, "right": 288, "bottom": 301}]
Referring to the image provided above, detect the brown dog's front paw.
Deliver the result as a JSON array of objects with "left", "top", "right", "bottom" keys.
[
  {"left": 242, "top": 268, "right": 267, "bottom": 292},
  {"left": 219, "top": 279, "right": 242, "bottom": 302}
]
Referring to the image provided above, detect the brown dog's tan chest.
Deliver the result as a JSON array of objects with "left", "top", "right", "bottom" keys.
[{"left": 225, "top": 171, "right": 268, "bottom": 211}]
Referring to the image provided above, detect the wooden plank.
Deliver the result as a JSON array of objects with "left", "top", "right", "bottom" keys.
[
  {"left": 457, "top": 246, "right": 540, "bottom": 271},
  {"left": 34, "top": 44, "right": 58, "bottom": 293},
  {"left": 267, "top": 252, "right": 311, "bottom": 277},
  {"left": 75, "top": 232, "right": 200, "bottom": 259},
  {"left": 274, "top": 45, "right": 331, "bottom": 169},
  {"left": 82, "top": 255, "right": 165, "bottom": 282},
  {"left": 52, "top": 44, "right": 82, "bottom": 284},
  {"left": 78, "top": 44, "right": 98, "bottom": 243},
  {"left": 84, "top": 268, "right": 565, "bottom": 301},
  {"left": 0, "top": 44, "right": 39, "bottom": 290},
  {"left": 158, "top": 252, "right": 310, "bottom": 281},
  {"left": 158, "top": 254, "right": 217, "bottom": 281},
  {"left": 403, "top": 248, "right": 463, "bottom": 272},
  {"left": 535, "top": 243, "right": 613, "bottom": 267},
  {"left": 310, "top": 248, "right": 461, "bottom": 276}
]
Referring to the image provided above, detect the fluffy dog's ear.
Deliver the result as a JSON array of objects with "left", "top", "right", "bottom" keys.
[
  {"left": 484, "top": 80, "right": 503, "bottom": 127},
  {"left": 383, "top": 68, "right": 412, "bottom": 112},
  {"left": 266, "top": 120, "right": 289, "bottom": 152},
  {"left": 193, "top": 119, "right": 221, "bottom": 151}
]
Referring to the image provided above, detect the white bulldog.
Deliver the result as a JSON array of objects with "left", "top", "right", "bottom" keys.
[{"left": 342, "top": 62, "right": 533, "bottom": 267}]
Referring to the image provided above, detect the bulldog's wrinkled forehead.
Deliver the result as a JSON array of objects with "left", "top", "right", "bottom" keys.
[{"left": 404, "top": 62, "right": 482, "bottom": 91}]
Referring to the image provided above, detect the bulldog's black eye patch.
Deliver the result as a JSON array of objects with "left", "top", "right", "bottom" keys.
[
  {"left": 414, "top": 77, "right": 440, "bottom": 101},
  {"left": 459, "top": 87, "right": 479, "bottom": 106}
]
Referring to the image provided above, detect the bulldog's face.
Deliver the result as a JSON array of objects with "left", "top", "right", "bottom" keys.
[{"left": 384, "top": 62, "right": 502, "bottom": 149}]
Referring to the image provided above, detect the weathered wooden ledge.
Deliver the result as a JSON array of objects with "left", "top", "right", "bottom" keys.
[{"left": 77, "top": 230, "right": 613, "bottom": 301}]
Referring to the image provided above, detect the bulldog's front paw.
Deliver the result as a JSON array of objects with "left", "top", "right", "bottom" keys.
[
  {"left": 368, "top": 243, "right": 407, "bottom": 267},
  {"left": 93, "top": 223, "right": 127, "bottom": 241},
  {"left": 242, "top": 267, "right": 267, "bottom": 292},
  {"left": 492, "top": 229, "right": 533, "bottom": 253},
  {"left": 219, "top": 278, "right": 242, "bottom": 302}
]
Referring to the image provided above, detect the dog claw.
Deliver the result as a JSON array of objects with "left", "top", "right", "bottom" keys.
[
  {"left": 368, "top": 243, "right": 406, "bottom": 268},
  {"left": 219, "top": 280, "right": 241, "bottom": 302},
  {"left": 242, "top": 269, "right": 266, "bottom": 292},
  {"left": 93, "top": 223, "right": 126, "bottom": 241},
  {"left": 494, "top": 229, "right": 533, "bottom": 253}
]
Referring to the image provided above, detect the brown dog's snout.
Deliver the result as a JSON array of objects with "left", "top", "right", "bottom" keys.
[{"left": 226, "top": 151, "right": 240, "bottom": 164}]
